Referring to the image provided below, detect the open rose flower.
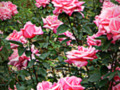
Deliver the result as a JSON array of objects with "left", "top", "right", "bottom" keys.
[
  {"left": 52, "top": 0, "right": 85, "bottom": 16},
  {"left": 94, "top": 1, "right": 120, "bottom": 43},
  {"left": 58, "top": 31, "right": 75, "bottom": 46},
  {"left": 21, "top": 21, "right": 43, "bottom": 38},
  {"left": 35, "top": 0, "right": 50, "bottom": 8},
  {"left": 37, "top": 81, "right": 62, "bottom": 90},
  {"left": 8, "top": 49, "right": 29, "bottom": 70},
  {"left": 42, "top": 15, "right": 63, "bottom": 33},
  {"left": 87, "top": 34, "right": 101, "bottom": 46},
  {"left": 0, "top": 1, "right": 18, "bottom": 20},
  {"left": 6, "top": 30, "right": 27, "bottom": 49},
  {"left": 58, "top": 76, "right": 85, "bottom": 90},
  {"left": 65, "top": 46, "right": 98, "bottom": 67}
]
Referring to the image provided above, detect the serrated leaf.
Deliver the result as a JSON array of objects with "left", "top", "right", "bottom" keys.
[
  {"left": 18, "top": 46, "right": 25, "bottom": 56},
  {"left": 57, "top": 24, "right": 69, "bottom": 34},
  {"left": 88, "top": 73, "right": 101, "bottom": 82},
  {"left": 109, "top": 72, "right": 116, "bottom": 80}
]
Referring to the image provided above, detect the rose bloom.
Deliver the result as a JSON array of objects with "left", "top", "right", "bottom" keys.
[
  {"left": 0, "top": 30, "right": 3, "bottom": 34},
  {"left": 52, "top": 0, "right": 85, "bottom": 16},
  {"left": 0, "top": 46, "right": 3, "bottom": 51},
  {"left": 35, "top": 0, "right": 50, "bottom": 8},
  {"left": 87, "top": 34, "right": 101, "bottom": 46},
  {"left": 8, "top": 85, "right": 17, "bottom": 90},
  {"left": 94, "top": 1, "right": 120, "bottom": 43},
  {"left": 8, "top": 49, "right": 29, "bottom": 70},
  {"left": 58, "top": 31, "right": 75, "bottom": 46},
  {"left": 37, "top": 81, "right": 62, "bottom": 90},
  {"left": 42, "top": 15, "right": 63, "bottom": 33},
  {"left": 6, "top": 30, "right": 27, "bottom": 49},
  {"left": 65, "top": 46, "right": 98, "bottom": 67},
  {"left": 0, "top": 1, "right": 18, "bottom": 20},
  {"left": 58, "top": 76, "right": 85, "bottom": 90},
  {"left": 21, "top": 21, "right": 43, "bottom": 38}
]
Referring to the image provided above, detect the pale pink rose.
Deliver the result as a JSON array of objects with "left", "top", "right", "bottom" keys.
[
  {"left": 50, "top": 83, "right": 62, "bottom": 90},
  {"left": 35, "top": 0, "right": 50, "bottom": 8},
  {"left": 6, "top": 30, "right": 27, "bottom": 49},
  {"left": 65, "top": 46, "right": 98, "bottom": 67},
  {"left": 21, "top": 21, "right": 43, "bottom": 38},
  {"left": 109, "top": 17, "right": 120, "bottom": 43},
  {"left": 58, "top": 31, "right": 75, "bottom": 46},
  {"left": 87, "top": 34, "right": 101, "bottom": 46},
  {"left": 0, "top": 1, "right": 18, "bottom": 20},
  {"left": 52, "top": 0, "right": 85, "bottom": 16},
  {"left": 116, "top": 0, "right": 120, "bottom": 3},
  {"left": 42, "top": 15, "right": 63, "bottom": 33},
  {"left": 8, "top": 49, "right": 29, "bottom": 70},
  {"left": 31, "top": 45, "right": 40, "bottom": 60},
  {"left": 37, "top": 81, "right": 52, "bottom": 90},
  {"left": 0, "top": 30, "right": 3, "bottom": 34},
  {"left": 58, "top": 76, "right": 85, "bottom": 90}
]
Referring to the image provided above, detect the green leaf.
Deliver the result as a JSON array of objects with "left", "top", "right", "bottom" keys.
[
  {"left": 102, "top": 40, "right": 111, "bottom": 51},
  {"left": 28, "top": 60, "right": 35, "bottom": 68},
  {"left": 25, "top": 50, "right": 32, "bottom": 57},
  {"left": 10, "top": 79, "right": 15, "bottom": 89},
  {"left": 117, "top": 71, "right": 120, "bottom": 77},
  {"left": 100, "top": 65, "right": 108, "bottom": 75},
  {"left": 40, "top": 51, "right": 51, "bottom": 60},
  {"left": 38, "top": 68, "right": 47, "bottom": 77},
  {"left": 8, "top": 40, "right": 23, "bottom": 46},
  {"left": 57, "top": 24, "right": 69, "bottom": 34},
  {"left": 82, "top": 26, "right": 92, "bottom": 35},
  {"left": 99, "top": 79, "right": 108, "bottom": 88},
  {"left": 109, "top": 72, "right": 116, "bottom": 80},
  {"left": 18, "top": 46, "right": 25, "bottom": 56},
  {"left": 88, "top": 73, "right": 101, "bottom": 82}
]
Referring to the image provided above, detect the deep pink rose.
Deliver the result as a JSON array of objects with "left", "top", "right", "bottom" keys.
[
  {"left": 52, "top": 0, "right": 85, "bottom": 16},
  {"left": 50, "top": 83, "right": 62, "bottom": 90},
  {"left": 8, "top": 49, "right": 29, "bottom": 70},
  {"left": 21, "top": 21, "right": 43, "bottom": 38},
  {"left": 58, "top": 76, "right": 85, "bottom": 90},
  {"left": 42, "top": 15, "right": 63, "bottom": 33},
  {"left": 6, "top": 30, "right": 27, "bottom": 49},
  {"left": 35, "top": 0, "right": 50, "bottom": 8},
  {"left": 0, "top": 1, "right": 18, "bottom": 20},
  {"left": 65, "top": 46, "right": 98, "bottom": 67},
  {"left": 112, "top": 83, "right": 120, "bottom": 90},
  {"left": 58, "top": 31, "right": 75, "bottom": 46},
  {"left": 37, "top": 81, "right": 52, "bottom": 90},
  {"left": 87, "top": 34, "right": 101, "bottom": 46}
]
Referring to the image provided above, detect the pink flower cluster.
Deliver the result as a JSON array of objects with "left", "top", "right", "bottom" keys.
[
  {"left": 42, "top": 15, "right": 63, "bottom": 33},
  {"left": 65, "top": 46, "right": 98, "bottom": 67},
  {"left": 52, "top": 0, "right": 85, "bottom": 16},
  {"left": 37, "top": 76, "right": 85, "bottom": 90},
  {"left": 87, "top": 34, "right": 101, "bottom": 46},
  {"left": 94, "top": 1, "right": 120, "bottom": 43},
  {"left": 59, "top": 31, "right": 75, "bottom": 46},
  {"left": 0, "top": 1, "right": 18, "bottom": 20},
  {"left": 35, "top": 0, "right": 50, "bottom": 8}
]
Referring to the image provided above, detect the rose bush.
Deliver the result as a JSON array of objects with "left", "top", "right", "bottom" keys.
[{"left": 0, "top": 0, "right": 120, "bottom": 90}]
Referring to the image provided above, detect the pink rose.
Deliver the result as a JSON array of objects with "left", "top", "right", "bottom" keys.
[
  {"left": 0, "top": 1, "right": 18, "bottom": 20},
  {"left": 8, "top": 49, "right": 29, "bottom": 70},
  {"left": 58, "top": 76, "right": 85, "bottom": 90},
  {"left": 42, "top": 15, "right": 63, "bottom": 33},
  {"left": 0, "top": 46, "right": 3, "bottom": 51},
  {"left": 109, "top": 17, "right": 120, "bottom": 43},
  {"left": 0, "top": 30, "right": 3, "bottom": 34},
  {"left": 112, "top": 83, "right": 120, "bottom": 90},
  {"left": 58, "top": 31, "right": 75, "bottom": 46},
  {"left": 87, "top": 34, "right": 101, "bottom": 46},
  {"left": 37, "top": 81, "right": 52, "bottom": 90},
  {"left": 8, "top": 85, "right": 17, "bottom": 90},
  {"left": 52, "top": 0, "right": 85, "bottom": 16},
  {"left": 21, "top": 21, "right": 43, "bottom": 38},
  {"left": 35, "top": 0, "right": 50, "bottom": 8},
  {"left": 6, "top": 30, "right": 27, "bottom": 49},
  {"left": 65, "top": 46, "right": 98, "bottom": 67},
  {"left": 50, "top": 83, "right": 62, "bottom": 90}
]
